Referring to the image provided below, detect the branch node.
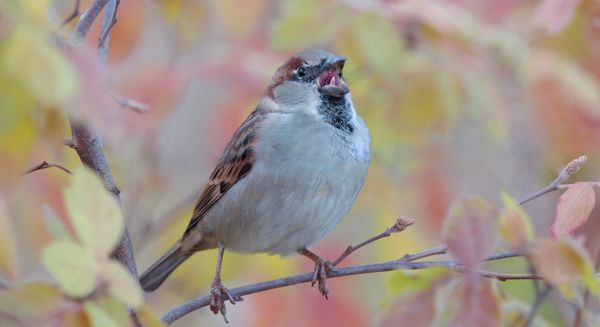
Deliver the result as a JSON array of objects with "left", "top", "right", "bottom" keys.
[
  {"left": 390, "top": 216, "right": 415, "bottom": 234},
  {"left": 556, "top": 155, "right": 587, "bottom": 185}
]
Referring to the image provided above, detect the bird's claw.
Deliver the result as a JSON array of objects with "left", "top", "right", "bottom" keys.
[
  {"left": 310, "top": 260, "right": 334, "bottom": 299},
  {"left": 209, "top": 279, "right": 242, "bottom": 323}
]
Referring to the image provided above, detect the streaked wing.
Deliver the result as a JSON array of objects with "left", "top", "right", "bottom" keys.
[{"left": 183, "top": 109, "right": 264, "bottom": 236}]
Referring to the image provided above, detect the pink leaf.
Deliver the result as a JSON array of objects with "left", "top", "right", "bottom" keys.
[
  {"left": 450, "top": 280, "right": 501, "bottom": 327},
  {"left": 443, "top": 197, "right": 498, "bottom": 274},
  {"left": 551, "top": 182, "right": 596, "bottom": 238},
  {"left": 533, "top": 0, "right": 582, "bottom": 35}
]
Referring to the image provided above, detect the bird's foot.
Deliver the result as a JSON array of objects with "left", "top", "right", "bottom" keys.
[
  {"left": 309, "top": 257, "right": 336, "bottom": 299},
  {"left": 209, "top": 278, "right": 242, "bottom": 323}
]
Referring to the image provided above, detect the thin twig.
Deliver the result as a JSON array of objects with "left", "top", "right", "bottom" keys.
[
  {"left": 399, "top": 245, "right": 448, "bottom": 262},
  {"left": 518, "top": 155, "right": 587, "bottom": 206},
  {"left": 69, "top": 0, "right": 111, "bottom": 47},
  {"left": 23, "top": 161, "right": 72, "bottom": 175},
  {"left": 160, "top": 252, "right": 535, "bottom": 325},
  {"left": 111, "top": 91, "right": 150, "bottom": 113},
  {"left": 332, "top": 217, "right": 414, "bottom": 266},
  {"left": 61, "top": 0, "right": 81, "bottom": 26},
  {"left": 98, "top": 0, "right": 120, "bottom": 52},
  {"left": 524, "top": 284, "right": 553, "bottom": 327}
]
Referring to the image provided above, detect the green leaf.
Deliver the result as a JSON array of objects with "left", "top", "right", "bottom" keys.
[
  {"left": 499, "top": 191, "right": 534, "bottom": 249},
  {"left": 41, "top": 240, "right": 96, "bottom": 298},
  {"left": 64, "top": 167, "right": 124, "bottom": 255},
  {"left": 83, "top": 301, "right": 120, "bottom": 327},
  {"left": 104, "top": 261, "right": 143, "bottom": 308}
]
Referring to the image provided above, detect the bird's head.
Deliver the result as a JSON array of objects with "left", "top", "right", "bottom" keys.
[{"left": 266, "top": 50, "right": 349, "bottom": 106}]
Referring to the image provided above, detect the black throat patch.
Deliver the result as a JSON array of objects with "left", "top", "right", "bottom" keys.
[{"left": 317, "top": 95, "right": 354, "bottom": 133}]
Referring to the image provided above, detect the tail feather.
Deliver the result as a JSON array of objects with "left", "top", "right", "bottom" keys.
[{"left": 140, "top": 242, "right": 191, "bottom": 292}]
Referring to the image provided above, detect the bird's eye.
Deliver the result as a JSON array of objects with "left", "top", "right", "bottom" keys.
[{"left": 296, "top": 66, "right": 307, "bottom": 78}]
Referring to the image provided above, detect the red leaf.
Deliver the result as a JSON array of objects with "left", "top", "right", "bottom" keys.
[
  {"left": 443, "top": 197, "right": 498, "bottom": 274},
  {"left": 551, "top": 182, "right": 596, "bottom": 238}
]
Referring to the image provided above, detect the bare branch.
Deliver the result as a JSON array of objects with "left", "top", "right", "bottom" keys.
[
  {"left": 98, "top": 0, "right": 120, "bottom": 58},
  {"left": 69, "top": 0, "right": 111, "bottom": 47},
  {"left": 24, "top": 161, "right": 71, "bottom": 175},
  {"left": 524, "top": 284, "right": 553, "bottom": 327},
  {"left": 332, "top": 217, "right": 414, "bottom": 266},
  {"left": 518, "top": 155, "right": 587, "bottom": 206},
  {"left": 160, "top": 249, "right": 528, "bottom": 325},
  {"left": 66, "top": 1, "right": 139, "bottom": 325},
  {"left": 111, "top": 91, "right": 150, "bottom": 113},
  {"left": 61, "top": 0, "right": 81, "bottom": 26}
]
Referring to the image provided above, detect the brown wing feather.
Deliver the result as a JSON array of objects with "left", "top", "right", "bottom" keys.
[{"left": 183, "top": 109, "right": 264, "bottom": 236}]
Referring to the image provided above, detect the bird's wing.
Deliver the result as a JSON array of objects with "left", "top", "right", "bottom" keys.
[{"left": 183, "top": 109, "right": 264, "bottom": 236}]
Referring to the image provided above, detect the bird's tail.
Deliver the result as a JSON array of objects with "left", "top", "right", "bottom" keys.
[{"left": 139, "top": 241, "right": 192, "bottom": 292}]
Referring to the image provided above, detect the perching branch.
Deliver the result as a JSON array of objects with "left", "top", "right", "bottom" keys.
[
  {"left": 161, "top": 155, "right": 588, "bottom": 325},
  {"left": 23, "top": 161, "right": 71, "bottom": 175},
  {"left": 160, "top": 224, "right": 523, "bottom": 325}
]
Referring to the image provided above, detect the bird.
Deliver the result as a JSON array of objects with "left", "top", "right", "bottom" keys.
[{"left": 139, "top": 49, "right": 371, "bottom": 318}]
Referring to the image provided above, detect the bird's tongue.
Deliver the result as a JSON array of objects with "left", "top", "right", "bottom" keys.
[{"left": 318, "top": 70, "right": 339, "bottom": 87}]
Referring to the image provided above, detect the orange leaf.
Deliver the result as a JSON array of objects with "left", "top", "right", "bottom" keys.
[
  {"left": 531, "top": 238, "right": 592, "bottom": 285},
  {"left": 551, "top": 182, "right": 596, "bottom": 238}
]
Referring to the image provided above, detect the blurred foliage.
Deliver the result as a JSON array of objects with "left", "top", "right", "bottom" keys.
[{"left": 2, "top": 0, "right": 600, "bottom": 326}]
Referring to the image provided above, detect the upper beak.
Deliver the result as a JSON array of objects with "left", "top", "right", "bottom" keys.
[{"left": 322, "top": 55, "right": 347, "bottom": 71}]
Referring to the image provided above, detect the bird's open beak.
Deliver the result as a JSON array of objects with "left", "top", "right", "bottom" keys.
[{"left": 317, "top": 56, "right": 349, "bottom": 97}]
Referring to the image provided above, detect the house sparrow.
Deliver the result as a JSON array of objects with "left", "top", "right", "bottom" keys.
[{"left": 139, "top": 50, "right": 371, "bottom": 318}]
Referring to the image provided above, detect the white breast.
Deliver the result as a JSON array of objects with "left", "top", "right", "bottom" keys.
[{"left": 201, "top": 104, "right": 371, "bottom": 255}]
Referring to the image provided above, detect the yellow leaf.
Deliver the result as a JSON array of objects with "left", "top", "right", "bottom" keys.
[
  {"left": 95, "top": 297, "right": 131, "bottom": 327},
  {"left": 41, "top": 240, "right": 96, "bottom": 297},
  {"left": 64, "top": 167, "right": 124, "bottom": 255},
  {"left": 104, "top": 261, "right": 143, "bottom": 308},
  {"left": 0, "top": 282, "right": 61, "bottom": 318},
  {"left": 499, "top": 191, "right": 534, "bottom": 249},
  {"left": 83, "top": 301, "right": 120, "bottom": 327},
  {"left": 0, "top": 197, "right": 18, "bottom": 282},
  {"left": 531, "top": 238, "right": 592, "bottom": 286},
  {"left": 270, "top": 0, "right": 345, "bottom": 49},
  {"left": 351, "top": 14, "right": 404, "bottom": 79},
  {"left": 137, "top": 303, "right": 165, "bottom": 327},
  {"left": 2, "top": 24, "right": 78, "bottom": 104}
]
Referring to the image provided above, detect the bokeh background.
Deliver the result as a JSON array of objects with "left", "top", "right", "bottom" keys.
[{"left": 2, "top": 0, "right": 600, "bottom": 326}]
